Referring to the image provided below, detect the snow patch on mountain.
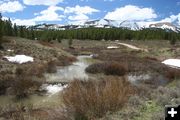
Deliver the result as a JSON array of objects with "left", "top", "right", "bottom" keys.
[
  {"left": 119, "top": 20, "right": 140, "bottom": 30},
  {"left": 30, "top": 19, "right": 180, "bottom": 32}
]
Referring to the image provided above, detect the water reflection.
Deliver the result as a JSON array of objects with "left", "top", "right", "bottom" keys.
[{"left": 45, "top": 55, "right": 93, "bottom": 83}]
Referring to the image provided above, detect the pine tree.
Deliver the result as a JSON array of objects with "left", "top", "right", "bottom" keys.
[
  {"left": 0, "top": 13, "right": 3, "bottom": 49},
  {"left": 170, "top": 33, "right": 177, "bottom": 45},
  {"left": 19, "top": 26, "right": 25, "bottom": 37},
  {"left": 13, "top": 23, "right": 18, "bottom": 36},
  {"left": 68, "top": 36, "right": 73, "bottom": 48},
  {"left": 7, "top": 18, "right": 13, "bottom": 36}
]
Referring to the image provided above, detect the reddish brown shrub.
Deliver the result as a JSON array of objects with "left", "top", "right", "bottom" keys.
[
  {"left": 165, "top": 68, "right": 180, "bottom": 80},
  {"left": 57, "top": 56, "right": 77, "bottom": 66},
  {"left": 46, "top": 60, "right": 57, "bottom": 73},
  {"left": 13, "top": 76, "right": 41, "bottom": 99},
  {"left": 85, "top": 62, "right": 107, "bottom": 74},
  {"left": 85, "top": 62, "right": 128, "bottom": 76},
  {"left": 144, "top": 56, "right": 158, "bottom": 61},
  {"left": 13, "top": 67, "right": 43, "bottom": 98},
  {"left": 15, "top": 63, "right": 47, "bottom": 77},
  {"left": 104, "top": 62, "right": 128, "bottom": 76},
  {"left": 62, "top": 77, "right": 134, "bottom": 119}
]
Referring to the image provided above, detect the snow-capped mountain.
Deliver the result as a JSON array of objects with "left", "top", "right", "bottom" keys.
[
  {"left": 31, "top": 23, "right": 65, "bottom": 30},
  {"left": 84, "top": 19, "right": 119, "bottom": 28},
  {"left": 30, "top": 19, "right": 180, "bottom": 32},
  {"left": 149, "top": 22, "right": 179, "bottom": 32},
  {"left": 119, "top": 20, "right": 140, "bottom": 30}
]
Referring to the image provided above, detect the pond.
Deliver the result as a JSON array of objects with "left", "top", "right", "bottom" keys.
[
  {"left": 45, "top": 55, "right": 94, "bottom": 83},
  {"left": 0, "top": 55, "right": 94, "bottom": 108}
]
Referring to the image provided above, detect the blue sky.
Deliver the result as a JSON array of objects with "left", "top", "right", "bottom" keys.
[{"left": 0, "top": 0, "right": 180, "bottom": 25}]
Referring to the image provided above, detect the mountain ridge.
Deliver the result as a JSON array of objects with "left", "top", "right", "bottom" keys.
[{"left": 30, "top": 19, "right": 180, "bottom": 32}]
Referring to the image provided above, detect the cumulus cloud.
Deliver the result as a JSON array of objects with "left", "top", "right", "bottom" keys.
[
  {"left": 34, "top": 6, "right": 65, "bottom": 21},
  {"left": 23, "top": 0, "right": 64, "bottom": 6},
  {"left": 104, "top": 5, "right": 157, "bottom": 21},
  {"left": 64, "top": 5, "right": 99, "bottom": 22},
  {"left": 161, "top": 13, "right": 180, "bottom": 25},
  {"left": 12, "top": 19, "right": 36, "bottom": 26},
  {"left": 12, "top": 6, "right": 65, "bottom": 25},
  {"left": 64, "top": 5, "right": 99, "bottom": 15},
  {"left": 0, "top": 1, "right": 24, "bottom": 13},
  {"left": 68, "top": 14, "right": 89, "bottom": 21}
]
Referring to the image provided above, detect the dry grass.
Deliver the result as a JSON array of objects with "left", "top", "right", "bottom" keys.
[
  {"left": 10, "top": 67, "right": 43, "bottom": 98},
  {"left": 104, "top": 62, "right": 128, "bottom": 76},
  {"left": 62, "top": 77, "right": 135, "bottom": 120},
  {"left": 57, "top": 55, "right": 77, "bottom": 66},
  {"left": 12, "top": 76, "right": 41, "bottom": 99},
  {"left": 38, "top": 41, "right": 55, "bottom": 47},
  {"left": 85, "top": 62, "right": 128, "bottom": 76},
  {"left": 46, "top": 60, "right": 57, "bottom": 73},
  {"left": 0, "top": 103, "right": 50, "bottom": 120},
  {"left": 164, "top": 68, "right": 180, "bottom": 80}
]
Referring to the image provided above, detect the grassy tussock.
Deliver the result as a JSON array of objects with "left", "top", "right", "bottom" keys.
[
  {"left": 62, "top": 77, "right": 134, "bottom": 120},
  {"left": 165, "top": 68, "right": 180, "bottom": 80},
  {"left": 85, "top": 62, "right": 128, "bottom": 76},
  {"left": 57, "top": 55, "right": 77, "bottom": 66}
]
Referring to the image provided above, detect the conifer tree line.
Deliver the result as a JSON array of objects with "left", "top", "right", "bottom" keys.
[{"left": 0, "top": 13, "right": 180, "bottom": 45}]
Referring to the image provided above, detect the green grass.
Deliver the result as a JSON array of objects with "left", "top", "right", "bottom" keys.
[{"left": 133, "top": 101, "right": 162, "bottom": 120}]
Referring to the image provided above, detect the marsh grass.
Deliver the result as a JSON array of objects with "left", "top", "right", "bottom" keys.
[
  {"left": 85, "top": 62, "right": 128, "bottom": 76},
  {"left": 62, "top": 77, "right": 134, "bottom": 120}
]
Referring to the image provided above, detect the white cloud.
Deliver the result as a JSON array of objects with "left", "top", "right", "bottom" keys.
[
  {"left": 104, "top": 5, "right": 157, "bottom": 21},
  {"left": 68, "top": 20, "right": 86, "bottom": 25},
  {"left": 12, "top": 6, "right": 65, "bottom": 25},
  {"left": 12, "top": 19, "right": 36, "bottom": 26},
  {"left": 2, "top": 16, "right": 8, "bottom": 20},
  {"left": 161, "top": 13, "right": 180, "bottom": 25},
  {"left": 64, "top": 5, "right": 99, "bottom": 15},
  {"left": 68, "top": 14, "right": 89, "bottom": 21},
  {"left": 23, "top": 0, "right": 64, "bottom": 6},
  {"left": 0, "top": 1, "right": 24, "bottom": 13},
  {"left": 64, "top": 5, "right": 99, "bottom": 22},
  {"left": 34, "top": 6, "right": 64, "bottom": 21}
]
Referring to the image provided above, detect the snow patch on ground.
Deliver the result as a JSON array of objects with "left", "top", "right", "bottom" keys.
[
  {"left": 41, "top": 84, "right": 68, "bottom": 95},
  {"left": 107, "top": 46, "right": 119, "bottom": 49},
  {"left": 128, "top": 74, "right": 151, "bottom": 83},
  {"left": 162, "top": 59, "right": 180, "bottom": 68},
  {"left": 4, "top": 55, "right": 34, "bottom": 64},
  {"left": 116, "top": 42, "right": 140, "bottom": 50},
  {"left": 7, "top": 49, "right": 14, "bottom": 52}
]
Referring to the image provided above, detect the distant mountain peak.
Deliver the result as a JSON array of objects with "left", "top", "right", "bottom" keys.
[
  {"left": 30, "top": 19, "right": 180, "bottom": 32},
  {"left": 149, "top": 22, "right": 179, "bottom": 32},
  {"left": 119, "top": 20, "right": 140, "bottom": 30}
]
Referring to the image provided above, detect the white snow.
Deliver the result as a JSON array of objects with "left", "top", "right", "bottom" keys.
[
  {"left": 4, "top": 55, "right": 34, "bottom": 64},
  {"left": 116, "top": 43, "right": 140, "bottom": 50},
  {"left": 157, "top": 24, "right": 176, "bottom": 31},
  {"left": 7, "top": 49, "right": 14, "bottom": 52},
  {"left": 107, "top": 46, "right": 119, "bottom": 49},
  {"left": 42, "top": 84, "right": 68, "bottom": 95},
  {"left": 162, "top": 59, "right": 180, "bottom": 68}
]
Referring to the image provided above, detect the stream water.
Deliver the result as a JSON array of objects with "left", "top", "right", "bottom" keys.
[
  {"left": 0, "top": 55, "right": 94, "bottom": 108},
  {"left": 45, "top": 55, "right": 93, "bottom": 83},
  {"left": 0, "top": 55, "right": 171, "bottom": 108}
]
